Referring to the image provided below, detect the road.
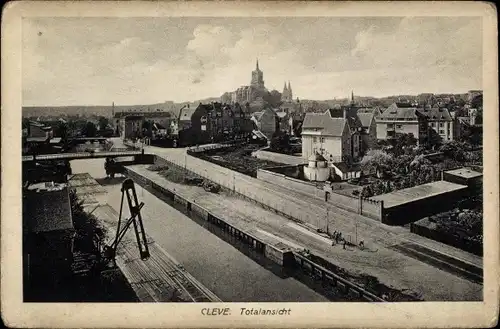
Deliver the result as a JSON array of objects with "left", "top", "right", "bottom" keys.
[
  {"left": 128, "top": 164, "right": 482, "bottom": 301},
  {"left": 70, "top": 158, "right": 329, "bottom": 302}
]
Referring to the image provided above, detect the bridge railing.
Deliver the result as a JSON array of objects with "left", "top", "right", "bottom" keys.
[{"left": 22, "top": 150, "right": 144, "bottom": 162}]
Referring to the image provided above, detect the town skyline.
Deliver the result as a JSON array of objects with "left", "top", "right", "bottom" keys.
[{"left": 23, "top": 17, "right": 482, "bottom": 106}]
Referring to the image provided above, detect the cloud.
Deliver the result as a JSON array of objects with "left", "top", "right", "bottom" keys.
[{"left": 22, "top": 17, "right": 483, "bottom": 106}]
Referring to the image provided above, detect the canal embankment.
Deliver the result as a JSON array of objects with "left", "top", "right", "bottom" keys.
[{"left": 123, "top": 161, "right": 397, "bottom": 302}]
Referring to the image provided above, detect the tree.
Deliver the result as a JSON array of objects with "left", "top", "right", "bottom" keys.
[
  {"left": 427, "top": 127, "right": 443, "bottom": 149},
  {"left": 98, "top": 116, "right": 110, "bottom": 131},
  {"left": 360, "top": 149, "right": 393, "bottom": 178},
  {"left": 82, "top": 121, "right": 97, "bottom": 137},
  {"left": 392, "top": 133, "right": 417, "bottom": 155},
  {"left": 270, "top": 131, "right": 291, "bottom": 153},
  {"left": 439, "top": 141, "right": 466, "bottom": 162},
  {"left": 263, "top": 90, "right": 283, "bottom": 108}
]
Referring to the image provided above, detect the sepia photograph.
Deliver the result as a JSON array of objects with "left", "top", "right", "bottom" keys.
[{"left": 2, "top": 1, "right": 498, "bottom": 328}]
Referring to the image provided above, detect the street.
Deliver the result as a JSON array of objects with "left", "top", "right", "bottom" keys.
[{"left": 70, "top": 158, "right": 329, "bottom": 302}]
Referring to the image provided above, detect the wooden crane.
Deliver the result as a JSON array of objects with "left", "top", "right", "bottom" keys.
[{"left": 102, "top": 179, "right": 150, "bottom": 264}]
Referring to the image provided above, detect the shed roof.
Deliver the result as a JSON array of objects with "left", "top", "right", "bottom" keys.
[
  {"left": 24, "top": 185, "right": 74, "bottom": 233},
  {"left": 370, "top": 180, "right": 467, "bottom": 208},
  {"left": 444, "top": 167, "right": 482, "bottom": 179}
]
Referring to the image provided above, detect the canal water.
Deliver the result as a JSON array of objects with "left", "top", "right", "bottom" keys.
[{"left": 70, "top": 158, "right": 348, "bottom": 302}]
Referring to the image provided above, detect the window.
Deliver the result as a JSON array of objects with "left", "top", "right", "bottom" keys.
[
  {"left": 396, "top": 124, "right": 402, "bottom": 129},
  {"left": 439, "top": 122, "right": 444, "bottom": 127},
  {"left": 431, "top": 122, "right": 436, "bottom": 127},
  {"left": 439, "top": 130, "right": 445, "bottom": 134},
  {"left": 320, "top": 137, "right": 325, "bottom": 143},
  {"left": 313, "top": 137, "right": 317, "bottom": 143}
]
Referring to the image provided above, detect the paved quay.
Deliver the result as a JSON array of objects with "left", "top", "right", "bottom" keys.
[
  {"left": 68, "top": 173, "right": 220, "bottom": 302},
  {"left": 143, "top": 144, "right": 482, "bottom": 267},
  {"left": 70, "top": 158, "right": 330, "bottom": 302},
  {"left": 128, "top": 163, "right": 482, "bottom": 301}
]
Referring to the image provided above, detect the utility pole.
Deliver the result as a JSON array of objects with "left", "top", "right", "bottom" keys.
[
  {"left": 355, "top": 223, "right": 358, "bottom": 245},
  {"left": 326, "top": 207, "right": 329, "bottom": 235}
]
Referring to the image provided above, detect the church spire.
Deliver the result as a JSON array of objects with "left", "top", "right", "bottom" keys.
[
  {"left": 288, "top": 81, "right": 292, "bottom": 90},
  {"left": 284, "top": 81, "right": 288, "bottom": 91},
  {"left": 351, "top": 90, "right": 354, "bottom": 104},
  {"left": 256, "top": 58, "right": 259, "bottom": 70}
]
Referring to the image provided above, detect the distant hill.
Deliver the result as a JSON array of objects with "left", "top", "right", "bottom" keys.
[
  {"left": 23, "top": 93, "right": 468, "bottom": 119},
  {"left": 22, "top": 98, "right": 220, "bottom": 119}
]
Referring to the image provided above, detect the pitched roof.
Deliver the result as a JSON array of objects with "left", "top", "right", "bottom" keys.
[
  {"left": 357, "top": 112, "right": 374, "bottom": 128},
  {"left": 379, "top": 103, "right": 422, "bottom": 121},
  {"left": 302, "top": 112, "right": 347, "bottom": 137},
  {"left": 417, "top": 107, "right": 452, "bottom": 121},
  {"left": 179, "top": 107, "right": 197, "bottom": 121},
  {"left": 325, "top": 108, "right": 362, "bottom": 130},
  {"left": 252, "top": 111, "right": 264, "bottom": 121}
]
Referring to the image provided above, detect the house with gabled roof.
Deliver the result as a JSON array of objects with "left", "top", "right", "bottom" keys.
[
  {"left": 251, "top": 107, "right": 277, "bottom": 139},
  {"left": 418, "top": 107, "right": 454, "bottom": 141},
  {"left": 376, "top": 103, "right": 428, "bottom": 145},
  {"left": 301, "top": 108, "right": 361, "bottom": 164}
]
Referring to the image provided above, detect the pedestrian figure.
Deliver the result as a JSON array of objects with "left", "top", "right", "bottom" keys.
[
  {"left": 359, "top": 240, "right": 364, "bottom": 249},
  {"left": 343, "top": 241, "right": 346, "bottom": 250}
]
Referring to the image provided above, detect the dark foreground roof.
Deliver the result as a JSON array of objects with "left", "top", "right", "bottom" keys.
[{"left": 24, "top": 184, "right": 73, "bottom": 233}]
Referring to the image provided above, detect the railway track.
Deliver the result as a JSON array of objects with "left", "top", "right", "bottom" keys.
[
  {"left": 79, "top": 194, "right": 221, "bottom": 302},
  {"left": 389, "top": 241, "right": 483, "bottom": 284}
]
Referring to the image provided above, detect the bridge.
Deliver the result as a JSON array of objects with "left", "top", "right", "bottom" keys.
[
  {"left": 22, "top": 150, "right": 144, "bottom": 162},
  {"left": 71, "top": 137, "right": 109, "bottom": 144}
]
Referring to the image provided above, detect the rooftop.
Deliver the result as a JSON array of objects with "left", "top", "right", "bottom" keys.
[
  {"left": 178, "top": 107, "right": 196, "bottom": 121},
  {"left": 370, "top": 180, "right": 468, "bottom": 208},
  {"left": 378, "top": 103, "right": 423, "bottom": 121},
  {"left": 357, "top": 112, "right": 374, "bottom": 128},
  {"left": 445, "top": 168, "right": 483, "bottom": 179},
  {"left": 332, "top": 162, "right": 361, "bottom": 174},
  {"left": 24, "top": 184, "right": 74, "bottom": 233},
  {"left": 302, "top": 112, "right": 347, "bottom": 137},
  {"left": 418, "top": 107, "right": 452, "bottom": 121}
]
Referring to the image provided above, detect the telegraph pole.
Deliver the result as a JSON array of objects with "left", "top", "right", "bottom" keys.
[{"left": 326, "top": 207, "right": 329, "bottom": 235}]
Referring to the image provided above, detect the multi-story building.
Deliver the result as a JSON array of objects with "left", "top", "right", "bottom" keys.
[
  {"left": 418, "top": 107, "right": 454, "bottom": 142},
  {"left": 301, "top": 108, "right": 361, "bottom": 164},
  {"left": 376, "top": 103, "right": 428, "bottom": 144},
  {"left": 251, "top": 107, "right": 278, "bottom": 139}
]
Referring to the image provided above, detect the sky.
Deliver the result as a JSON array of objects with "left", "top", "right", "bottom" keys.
[{"left": 22, "top": 17, "right": 483, "bottom": 106}]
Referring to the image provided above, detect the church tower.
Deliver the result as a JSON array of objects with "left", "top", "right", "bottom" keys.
[
  {"left": 282, "top": 81, "right": 293, "bottom": 102},
  {"left": 250, "top": 59, "right": 265, "bottom": 89}
]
